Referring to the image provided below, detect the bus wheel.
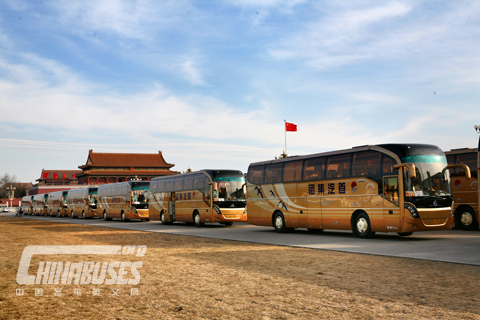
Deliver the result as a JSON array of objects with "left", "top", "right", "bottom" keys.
[
  {"left": 71, "top": 211, "right": 75, "bottom": 219},
  {"left": 222, "top": 222, "right": 234, "bottom": 227},
  {"left": 397, "top": 232, "right": 414, "bottom": 237},
  {"left": 353, "top": 212, "right": 375, "bottom": 239},
  {"left": 160, "top": 212, "right": 172, "bottom": 225},
  {"left": 193, "top": 212, "right": 204, "bottom": 227},
  {"left": 121, "top": 212, "right": 130, "bottom": 222},
  {"left": 273, "top": 212, "right": 289, "bottom": 233},
  {"left": 104, "top": 212, "right": 111, "bottom": 221},
  {"left": 82, "top": 211, "right": 86, "bottom": 219},
  {"left": 456, "top": 208, "right": 478, "bottom": 230}
]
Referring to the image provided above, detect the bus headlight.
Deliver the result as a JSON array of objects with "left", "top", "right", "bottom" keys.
[
  {"left": 132, "top": 207, "right": 137, "bottom": 213},
  {"left": 214, "top": 206, "right": 221, "bottom": 215},
  {"left": 404, "top": 203, "right": 420, "bottom": 219},
  {"left": 243, "top": 208, "right": 247, "bottom": 214}
]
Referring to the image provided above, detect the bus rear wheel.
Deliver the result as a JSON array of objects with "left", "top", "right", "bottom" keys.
[
  {"left": 455, "top": 207, "right": 478, "bottom": 230},
  {"left": 353, "top": 212, "right": 375, "bottom": 239},
  {"left": 193, "top": 212, "right": 204, "bottom": 227},
  {"left": 121, "top": 212, "right": 130, "bottom": 222},
  {"left": 160, "top": 212, "right": 173, "bottom": 225}
]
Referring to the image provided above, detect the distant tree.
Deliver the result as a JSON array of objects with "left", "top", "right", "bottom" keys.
[{"left": 0, "top": 173, "right": 18, "bottom": 198}]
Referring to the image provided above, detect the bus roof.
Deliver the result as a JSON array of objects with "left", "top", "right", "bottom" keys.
[
  {"left": 248, "top": 143, "right": 444, "bottom": 167},
  {"left": 445, "top": 148, "right": 478, "bottom": 155}
]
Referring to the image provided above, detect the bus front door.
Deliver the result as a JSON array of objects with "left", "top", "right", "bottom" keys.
[
  {"left": 383, "top": 176, "right": 401, "bottom": 231},
  {"left": 168, "top": 193, "right": 176, "bottom": 222}
]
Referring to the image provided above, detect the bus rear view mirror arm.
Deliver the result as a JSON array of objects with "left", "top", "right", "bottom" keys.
[
  {"left": 444, "top": 164, "right": 471, "bottom": 180},
  {"left": 393, "top": 163, "right": 416, "bottom": 179}
]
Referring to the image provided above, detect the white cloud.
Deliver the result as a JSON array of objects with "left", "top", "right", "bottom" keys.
[{"left": 180, "top": 58, "right": 206, "bottom": 86}]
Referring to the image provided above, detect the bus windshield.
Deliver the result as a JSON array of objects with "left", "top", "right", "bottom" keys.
[
  {"left": 213, "top": 177, "right": 246, "bottom": 202},
  {"left": 132, "top": 185, "right": 148, "bottom": 206},
  {"left": 403, "top": 155, "right": 451, "bottom": 197}
]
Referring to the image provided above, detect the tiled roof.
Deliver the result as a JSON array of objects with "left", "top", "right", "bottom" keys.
[
  {"left": 79, "top": 150, "right": 174, "bottom": 169},
  {"left": 77, "top": 170, "right": 179, "bottom": 177}
]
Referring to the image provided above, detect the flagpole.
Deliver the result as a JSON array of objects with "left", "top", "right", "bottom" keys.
[{"left": 284, "top": 119, "right": 287, "bottom": 156}]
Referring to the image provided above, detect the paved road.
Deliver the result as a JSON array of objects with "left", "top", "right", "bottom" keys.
[{"left": 7, "top": 213, "right": 480, "bottom": 266}]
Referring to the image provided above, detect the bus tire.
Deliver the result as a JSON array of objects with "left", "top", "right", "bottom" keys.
[
  {"left": 71, "top": 211, "right": 75, "bottom": 219},
  {"left": 121, "top": 212, "right": 130, "bottom": 222},
  {"left": 273, "top": 211, "right": 289, "bottom": 233},
  {"left": 160, "top": 212, "right": 173, "bottom": 225},
  {"left": 397, "top": 232, "right": 414, "bottom": 237},
  {"left": 353, "top": 212, "right": 375, "bottom": 239},
  {"left": 455, "top": 207, "right": 478, "bottom": 230},
  {"left": 193, "top": 211, "right": 204, "bottom": 227},
  {"left": 222, "top": 222, "right": 234, "bottom": 226},
  {"left": 104, "top": 211, "right": 112, "bottom": 221},
  {"left": 82, "top": 211, "right": 86, "bottom": 219}
]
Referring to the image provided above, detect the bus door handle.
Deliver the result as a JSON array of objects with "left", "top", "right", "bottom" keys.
[{"left": 389, "top": 210, "right": 393, "bottom": 215}]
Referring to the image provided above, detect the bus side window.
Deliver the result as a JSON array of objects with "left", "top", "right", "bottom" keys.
[
  {"left": 458, "top": 153, "right": 478, "bottom": 178},
  {"left": 165, "top": 178, "right": 175, "bottom": 192},
  {"left": 303, "top": 157, "right": 325, "bottom": 180},
  {"left": 193, "top": 174, "right": 206, "bottom": 190},
  {"left": 174, "top": 176, "right": 185, "bottom": 191},
  {"left": 283, "top": 160, "right": 303, "bottom": 182},
  {"left": 265, "top": 163, "right": 283, "bottom": 184},
  {"left": 326, "top": 154, "right": 351, "bottom": 179},
  {"left": 382, "top": 155, "right": 399, "bottom": 175},
  {"left": 247, "top": 165, "right": 265, "bottom": 184},
  {"left": 352, "top": 151, "right": 381, "bottom": 176},
  {"left": 184, "top": 175, "right": 194, "bottom": 190}
]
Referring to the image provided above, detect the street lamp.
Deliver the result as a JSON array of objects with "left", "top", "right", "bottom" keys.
[{"left": 6, "top": 185, "right": 16, "bottom": 208}]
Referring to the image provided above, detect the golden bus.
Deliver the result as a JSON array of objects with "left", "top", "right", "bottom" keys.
[
  {"left": 47, "top": 191, "right": 69, "bottom": 217},
  {"left": 98, "top": 181, "right": 150, "bottom": 222},
  {"left": 148, "top": 170, "right": 247, "bottom": 226},
  {"left": 246, "top": 144, "right": 470, "bottom": 238},
  {"left": 21, "top": 195, "right": 33, "bottom": 215},
  {"left": 32, "top": 193, "right": 49, "bottom": 216},
  {"left": 67, "top": 187, "right": 99, "bottom": 218},
  {"left": 446, "top": 148, "right": 479, "bottom": 230}
]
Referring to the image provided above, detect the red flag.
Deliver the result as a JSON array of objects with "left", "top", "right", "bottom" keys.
[
  {"left": 286, "top": 122, "right": 297, "bottom": 132},
  {"left": 63, "top": 173, "right": 67, "bottom": 179},
  {"left": 42, "top": 172, "right": 48, "bottom": 179},
  {"left": 73, "top": 173, "right": 76, "bottom": 179},
  {"left": 54, "top": 172, "right": 58, "bottom": 179}
]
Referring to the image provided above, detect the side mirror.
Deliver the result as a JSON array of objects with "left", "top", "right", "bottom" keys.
[
  {"left": 393, "top": 163, "right": 417, "bottom": 179},
  {"left": 444, "top": 164, "right": 471, "bottom": 180}
]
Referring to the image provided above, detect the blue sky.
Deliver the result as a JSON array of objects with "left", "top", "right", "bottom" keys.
[{"left": 1, "top": 0, "right": 479, "bottom": 182}]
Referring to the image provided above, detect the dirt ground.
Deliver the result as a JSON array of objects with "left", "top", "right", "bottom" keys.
[{"left": 0, "top": 217, "right": 479, "bottom": 319}]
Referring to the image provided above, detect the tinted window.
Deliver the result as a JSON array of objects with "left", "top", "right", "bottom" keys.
[
  {"left": 165, "top": 178, "right": 175, "bottom": 191},
  {"left": 303, "top": 157, "right": 325, "bottom": 180},
  {"left": 457, "top": 153, "right": 478, "bottom": 178},
  {"left": 247, "top": 165, "right": 265, "bottom": 184},
  {"left": 283, "top": 160, "right": 303, "bottom": 182},
  {"left": 352, "top": 151, "right": 381, "bottom": 177},
  {"left": 265, "top": 163, "right": 283, "bottom": 184},
  {"left": 174, "top": 176, "right": 185, "bottom": 191},
  {"left": 157, "top": 179, "right": 165, "bottom": 192},
  {"left": 326, "top": 154, "right": 351, "bottom": 178},
  {"left": 184, "top": 175, "right": 194, "bottom": 190},
  {"left": 194, "top": 174, "right": 206, "bottom": 189},
  {"left": 382, "top": 155, "right": 399, "bottom": 175}
]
